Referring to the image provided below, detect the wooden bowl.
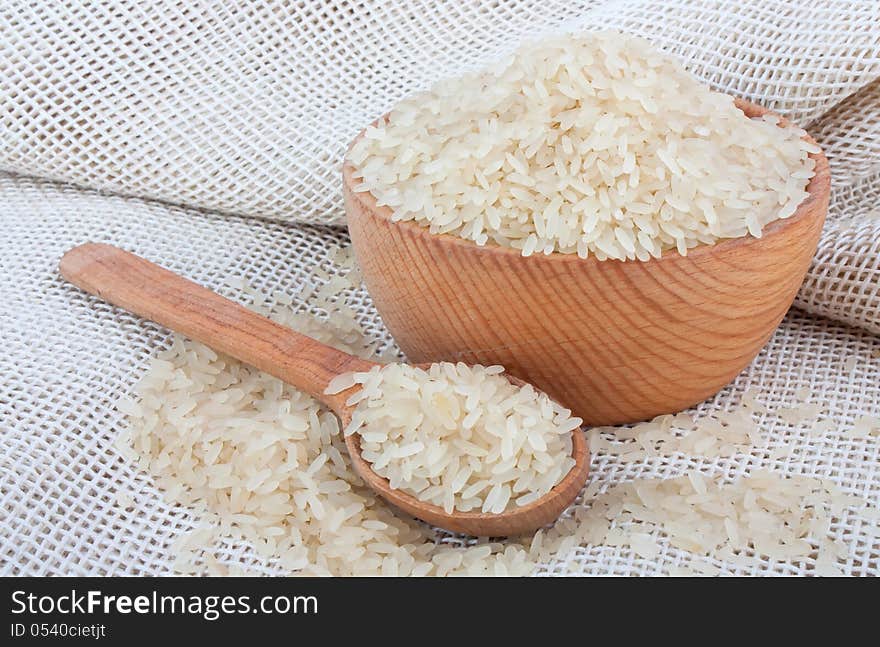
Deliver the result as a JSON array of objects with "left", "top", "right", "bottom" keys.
[{"left": 343, "top": 100, "right": 830, "bottom": 426}]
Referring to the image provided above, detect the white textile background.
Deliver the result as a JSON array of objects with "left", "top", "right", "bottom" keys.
[{"left": 1, "top": 0, "right": 878, "bottom": 575}]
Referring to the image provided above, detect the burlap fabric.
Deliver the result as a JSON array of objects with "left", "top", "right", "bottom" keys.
[{"left": 1, "top": 0, "right": 878, "bottom": 575}]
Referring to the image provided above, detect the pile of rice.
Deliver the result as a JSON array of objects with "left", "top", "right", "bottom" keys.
[
  {"left": 588, "top": 407, "right": 759, "bottom": 462},
  {"left": 561, "top": 470, "right": 859, "bottom": 576},
  {"left": 590, "top": 387, "right": 880, "bottom": 464},
  {"left": 116, "top": 260, "right": 536, "bottom": 575},
  {"left": 325, "top": 362, "right": 580, "bottom": 513},
  {"left": 115, "top": 249, "right": 871, "bottom": 576},
  {"left": 348, "top": 30, "right": 818, "bottom": 260}
]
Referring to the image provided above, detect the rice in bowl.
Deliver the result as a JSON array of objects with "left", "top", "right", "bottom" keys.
[{"left": 348, "top": 30, "right": 817, "bottom": 260}]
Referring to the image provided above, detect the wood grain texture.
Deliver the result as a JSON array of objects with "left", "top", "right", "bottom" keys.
[
  {"left": 344, "top": 99, "right": 831, "bottom": 426},
  {"left": 60, "top": 243, "right": 589, "bottom": 536}
]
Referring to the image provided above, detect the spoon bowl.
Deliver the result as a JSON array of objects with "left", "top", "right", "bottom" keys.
[
  {"left": 338, "top": 371, "right": 590, "bottom": 536},
  {"left": 343, "top": 98, "right": 831, "bottom": 425},
  {"left": 60, "top": 243, "right": 590, "bottom": 537}
]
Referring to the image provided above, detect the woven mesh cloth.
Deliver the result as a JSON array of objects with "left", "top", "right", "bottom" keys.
[{"left": 1, "top": 0, "right": 879, "bottom": 576}]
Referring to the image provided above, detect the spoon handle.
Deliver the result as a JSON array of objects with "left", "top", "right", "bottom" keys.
[{"left": 59, "top": 243, "right": 375, "bottom": 404}]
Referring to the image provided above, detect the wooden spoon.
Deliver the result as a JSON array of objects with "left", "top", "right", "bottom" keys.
[{"left": 59, "top": 243, "right": 590, "bottom": 536}]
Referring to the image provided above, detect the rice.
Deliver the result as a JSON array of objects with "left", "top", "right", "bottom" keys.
[
  {"left": 326, "top": 362, "right": 580, "bottom": 513},
  {"left": 117, "top": 256, "right": 535, "bottom": 576},
  {"left": 347, "top": 30, "right": 816, "bottom": 260},
  {"left": 587, "top": 405, "right": 759, "bottom": 462},
  {"left": 554, "top": 470, "right": 856, "bottom": 570},
  {"left": 850, "top": 415, "right": 880, "bottom": 438},
  {"left": 115, "top": 249, "right": 869, "bottom": 575}
]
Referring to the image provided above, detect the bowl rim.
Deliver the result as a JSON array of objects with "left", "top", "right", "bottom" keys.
[{"left": 343, "top": 98, "right": 830, "bottom": 266}]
